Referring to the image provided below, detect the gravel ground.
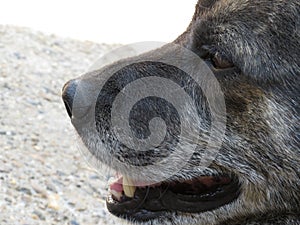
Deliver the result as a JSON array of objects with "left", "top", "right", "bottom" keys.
[{"left": 0, "top": 25, "right": 122, "bottom": 225}]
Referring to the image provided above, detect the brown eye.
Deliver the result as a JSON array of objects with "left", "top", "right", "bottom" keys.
[{"left": 212, "top": 52, "right": 234, "bottom": 69}]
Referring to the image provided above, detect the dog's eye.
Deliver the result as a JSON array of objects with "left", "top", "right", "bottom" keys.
[
  {"left": 199, "top": 46, "right": 234, "bottom": 69},
  {"left": 211, "top": 52, "right": 234, "bottom": 69}
]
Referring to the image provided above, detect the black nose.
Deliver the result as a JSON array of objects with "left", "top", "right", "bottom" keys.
[{"left": 62, "top": 79, "right": 78, "bottom": 118}]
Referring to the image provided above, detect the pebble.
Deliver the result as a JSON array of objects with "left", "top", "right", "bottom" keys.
[
  {"left": 0, "top": 25, "right": 119, "bottom": 225},
  {"left": 31, "top": 181, "right": 48, "bottom": 198},
  {"left": 70, "top": 220, "right": 80, "bottom": 225},
  {"left": 32, "top": 210, "right": 46, "bottom": 220},
  {"left": 47, "top": 194, "right": 60, "bottom": 210},
  {"left": 17, "top": 187, "right": 32, "bottom": 195}
]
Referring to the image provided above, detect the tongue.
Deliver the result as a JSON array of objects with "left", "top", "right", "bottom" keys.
[{"left": 110, "top": 177, "right": 123, "bottom": 192}]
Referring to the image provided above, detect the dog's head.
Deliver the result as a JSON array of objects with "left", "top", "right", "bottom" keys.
[{"left": 62, "top": 0, "right": 299, "bottom": 224}]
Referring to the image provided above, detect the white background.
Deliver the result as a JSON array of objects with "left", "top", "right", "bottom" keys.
[{"left": 0, "top": 0, "right": 196, "bottom": 44}]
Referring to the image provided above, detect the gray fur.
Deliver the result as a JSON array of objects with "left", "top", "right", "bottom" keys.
[{"left": 63, "top": 0, "right": 300, "bottom": 224}]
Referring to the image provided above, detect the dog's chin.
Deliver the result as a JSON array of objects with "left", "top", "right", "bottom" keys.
[{"left": 106, "top": 172, "right": 241, "bottom": 222}]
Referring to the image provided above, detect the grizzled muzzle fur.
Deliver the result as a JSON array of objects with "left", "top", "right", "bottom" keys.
[{"left": 62, "top": 0, "right": 300, "bottom": 224}]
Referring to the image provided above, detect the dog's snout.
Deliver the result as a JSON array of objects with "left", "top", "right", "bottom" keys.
[{"left": 62, "top": 79, "right": 78, "bottom": 118}]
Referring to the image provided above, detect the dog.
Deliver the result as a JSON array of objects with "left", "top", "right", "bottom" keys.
[{"left": 62, "top": 0, "right": 300, "bottom": 224}]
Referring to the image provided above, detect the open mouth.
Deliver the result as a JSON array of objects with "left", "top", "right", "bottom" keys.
[{"left": 107, "top": 174, "right": 240, "bottom": 221}]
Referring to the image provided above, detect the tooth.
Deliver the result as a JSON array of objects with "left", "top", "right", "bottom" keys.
[
  {"left": 123, "top": 176, "right": 136, "bottom": 198},
  {"left": 110, "top": 190, "right": 122, "bottom": 201}
]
